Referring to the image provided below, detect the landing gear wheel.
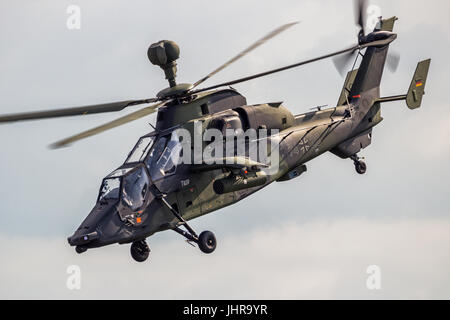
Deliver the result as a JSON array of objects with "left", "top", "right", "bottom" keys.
[
  {"left": 130, "top": 240, "right": 150, "bottom": 262},
  {"left": 75, "top": 246, "right": 87, "bottom": 254},
  {"left": 198, "top": 231, "right": 217, "bottom": 254},
  {"left": 161, "top": 195, "right": 217, "bottom": 254},
  {"left": 355, "top": 160, "right": 367, "bottom": 175}
]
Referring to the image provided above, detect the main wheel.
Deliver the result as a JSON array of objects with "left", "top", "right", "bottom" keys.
[
  {"left": 198, "top": 231, "right": 217, "bottom": 254},
  {"left": 130, "top": 240, "right": 150, "bottom": 262},
  {"left": 355, "top": 160, "right": 367, "bottom": 175}
]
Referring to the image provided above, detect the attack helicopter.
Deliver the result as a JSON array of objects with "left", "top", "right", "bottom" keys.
[{"left": 0, "top": 0, "right": 430, "bottom": 262}]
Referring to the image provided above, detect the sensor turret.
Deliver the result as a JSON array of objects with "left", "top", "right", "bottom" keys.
[{"left": 148, "top": 40, "right": 180, "bottom": 87}]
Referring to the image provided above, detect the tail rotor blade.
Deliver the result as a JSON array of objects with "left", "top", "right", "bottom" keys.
[
  {"left": 334, "top": 0, "right": 368, "bottom": 76},
  {"left": 387, "top": 51, "right": 400, "bottom": 73},
  {"left": 355, "top": 0, "right": 368, "bottom": 36},
  {"left": 332, "top": 49, "right": 357, "bottom": 76}
]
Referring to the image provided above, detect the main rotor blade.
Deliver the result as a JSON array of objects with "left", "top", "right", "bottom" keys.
[
  {"left": 191, "top": 22, "right": 299, "bottom": 89},
  {"left": 0, "top": 98, "right": 158, "bottom": 123},
  {"left": 50, "top": 100, "right": 168, "bottom": 149},
  {"left": 190, "top": 45, "right": 359, "bottom": 94},
  {"left": 355, "top": 0, "right": 368, "bottom": 36}
]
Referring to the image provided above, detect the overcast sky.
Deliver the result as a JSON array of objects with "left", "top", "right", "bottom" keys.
[{"left": 0, "top": 0, "right": 449, "bottom": 299}]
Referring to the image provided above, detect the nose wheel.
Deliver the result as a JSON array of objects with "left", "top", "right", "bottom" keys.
[
  {"left": 130, "top": 240, "right": 150, "bottom": 262},
  {"left": 351, "top": 154, "right": 367, "bottom": 175},
  {"left": 75, "top": 246, "right": 87, "bottom": 254}
]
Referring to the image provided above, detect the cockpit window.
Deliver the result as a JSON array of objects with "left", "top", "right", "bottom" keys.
[
  {"left": 107, "top": 167, "right": 134, "bottom": 178},
  {"left": 126, "top": 136, "right": 154, "bottom": 163},
  {"left": 145, "top": 136, "right": 167, "bottom": 169},
  {"left": 99, "top": 178, "right": 120, "bottom": 201},
  {"left": 98, "top": 164, "right": 150, "bottom": 211},
  {"left": 122, "top": 166, "right": 149, "bottom": 211},
  {"left": 145, "top": 132, "right": 182, "bottom": 181}
]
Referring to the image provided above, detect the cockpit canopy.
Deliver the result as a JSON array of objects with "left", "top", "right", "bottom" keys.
[
  {"left": 125, "top": 131, "right": 182, "bottom": 180},
  {"left": 99, "top": 165, "right": 149, "bottom": 211},
  {"left": 97, "top": 131, "right": 183, "bottom": 209},
  {"left": 125, "top": 136, "right": 155, "bottom": 163}
]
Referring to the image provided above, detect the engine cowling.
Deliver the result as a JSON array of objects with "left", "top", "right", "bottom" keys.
[{"left": 235, "top": 103, "right": 294, "bottom": 131}]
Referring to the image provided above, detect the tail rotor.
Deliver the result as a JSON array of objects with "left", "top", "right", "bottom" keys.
[{"left": 333, "top": 0, "right": 400, "bottom": 76}]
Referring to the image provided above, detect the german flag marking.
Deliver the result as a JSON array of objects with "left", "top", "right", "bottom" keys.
[{"left": 416, "top": 81, "right": 423, "bottom": 87}]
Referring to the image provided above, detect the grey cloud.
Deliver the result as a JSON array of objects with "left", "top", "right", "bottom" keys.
[{"left": 1, "top": 218, "right": 450, "bottom": 299}]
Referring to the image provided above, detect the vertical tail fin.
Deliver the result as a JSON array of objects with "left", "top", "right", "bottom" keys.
[
  {"left": 349, "top": 17, "right": 398, "bottom": 98},
  {"left": 337, "top": 69, "right": 359, "bottom": 106}
]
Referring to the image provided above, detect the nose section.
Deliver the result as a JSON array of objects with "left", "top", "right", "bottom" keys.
[
  {"left": 67, "top": 230, "right": 99, "bottom": 246},
  {"left": 67, "top": 199, "right": 118, "bottom": 250}
]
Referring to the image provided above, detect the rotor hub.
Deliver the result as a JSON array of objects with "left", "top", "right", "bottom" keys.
[{"left": 156, "top": 83, "right": 193, "bottom": 99}]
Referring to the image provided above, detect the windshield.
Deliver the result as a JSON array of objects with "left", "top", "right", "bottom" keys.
[
  {"left": 121, "top": 166, "right": 149, "bottom": 211},
  {"left": 98, "top": 165, "right": 150, "bottom": 210},
  {"left": 126, "top": 136, "right": 154, "bottom": 163},
  {"left": 99, "top": 178, "right": 121, "bottom": 201},
  {"left": 107, "top": 167, "right": 134, "bottom": 178},
  {"left": 145, "top": 132, "right": 182, "bottom": 181}
]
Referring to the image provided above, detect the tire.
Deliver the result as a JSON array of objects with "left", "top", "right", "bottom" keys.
[
  {"left": 75, "top": 246, "right": 87, "bottom": 254},
  {"left": 130, "top": 241, "right": 150, "bottom": 262},
  {"left": 198, "top": 231, "right": 217, "bottom": 254},
  {"left": 355, "top": 161, "right": 367, "bottom": 174}
]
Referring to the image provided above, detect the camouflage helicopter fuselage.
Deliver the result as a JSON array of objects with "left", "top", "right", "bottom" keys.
[{"left": 67, "top": 17, "right": 430, "bottom": 259}]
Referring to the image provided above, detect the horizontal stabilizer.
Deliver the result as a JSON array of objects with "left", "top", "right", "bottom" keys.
[{"left": 375, "top": 59, "right": 431, "bottom": 109}]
